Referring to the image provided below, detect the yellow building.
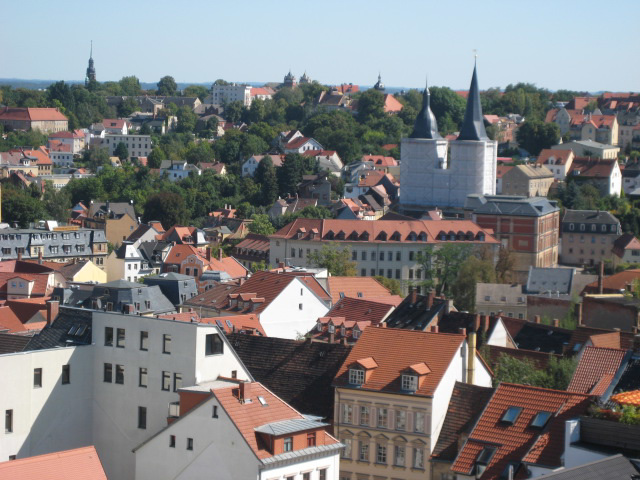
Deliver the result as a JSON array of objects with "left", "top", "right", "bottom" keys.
[
  {"left": 59, "top": 260, "right": 107, "bottom": 284},
  {"left": 333, "top": 327, "right": 492, "bottom": 480}
]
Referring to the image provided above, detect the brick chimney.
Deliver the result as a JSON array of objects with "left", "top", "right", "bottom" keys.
[
  {"left": 598, "top": 261, "right": 604, "bottom": 294},
  {"left": 430, "top": 325, "right": 439, "bottom": 333},
  {"left": 553, "top": 318, "right": 560, "bottom": 328},
  {"left": 17, "top": 251, "right": 22, "bottom": 261},
  {"left": 125, "top": 304, "right": 135, "bottom": 314},
  {"left": 474, "top": 314, "right": 481, "bottom": 332},
  {"left": 534, "top": 315, "right": 541, "bottom": 324},
  {"left": 205, "top": 246, "right": 211, "bottom": 261},
  {"left": 427, "top": 289, "right": 435, "bottom": 308},
  {"left": 458, "top": 327, "right": 466, "bottom": 336},
  {"left": 46, "top": 300, "right": 59, "bottom": 326},
  {"left": 238, "top": 381, "right": 248, "bottom": 403},
  {"left": 409, "top": 289, "right": 418, "bottom": 305},
  {"left": 38, "top": 250, "right": 43, "bottom": 265},
  {"left": 482, "top": 315, "right": 490, "bottom": 332}
]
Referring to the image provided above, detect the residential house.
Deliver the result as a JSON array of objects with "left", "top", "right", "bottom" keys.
[
  {"left": 83, "top": 201, "right": 139, "bottom": 246},
  {"left": 102, "top": 133, "right": 152, "bottom": 159},
  {"left": 450, "top": 383, "right": 592, "bottom": 479},
  {"left": 475, "top": 283, "right": 528, "bottom": 319},
  {"left": 125, "top": 221, "right": 165, "bottom": 247},
  {"left": 621, "top": 159, "right": 640, "bottom": 195},
  {"left": 105, "top": 95, "right": 201, "bottom": 114},
  {"left": 495, "top": 164, "right": 513, "bottom": 194},
  {"left": 567, "top": 345, "right": 629, "bottom": 397},
  {"left": 560, "top": 209, "right": 621, "bottom": 266},
  {"left": 133, "top": 381, "right": 342, "bottom": 480},
  {"left": 181, "top": 270, "right": 331, "bottom": 339},
  {"left": 384, "top": 291, "right": 455, "bottom": 331},
  {"left": 0, "top": 107, "right": 68, "bottom": 133},
  {"left": 324, "top": 276, "right": 395, "bottom": 305},
  {"left": 315, "top": 90, "right": 353, "bottom": 111},
  {"left": 268, "top": 197, "right": 318, "bottom": 220},
  {"left": 344, "top": 170, "right": 399, "bottom": 201},
  {"left": 231, "top": 233, "right": 270, "bottom": 270},
  {"left": 159, "top": 225, "right": 208, "bottom": 248},
  {"left": 535, "top": 148, "right": 575, "bottom": 181},
  {"left": 283, "top": 136, "right": 324, "bottom": 155},
  {"left": 210, "top": 83, "right": 252, "bottom": 106},
  {"left": 297, "top": 173, "right": 332, "bottom": 205},
  {"left": 8, "top": 147, "right": 53, "bottom": 176},
  {"left": 101, "top": 118, "right": 130, "bottom": 135},
  {"left": 565, "top": 157, "right": 622, "bottom": 196},
  {"left": 142, "top": 272, "right": 199, "bottom": 307},
  {"left": 241, "top": 154, "right": 285, "bottom": 177},
  {"left": 250, "top": 86, "right": 274, "bottom": 102},
  {"left": 48, "top": 130, "right": 85, "bottom": 154},
  {"left": 483, "top": 114, "right": 519, "bottom": 147},
  {"left": 333, "top": 327, "right": 492, "bottom": 480},
  {"left": 48, "top": 141, "right": 74, "bottom": 167},
  {"left": 137, "top": 240, "right": 172, "bottom": 276},
  {"left": 612, "top": 233, "right": 640, "bottom": 267},
  {"left": 500, "top": 164, "right": 554, "bottom": 197},
  {"left": 105, "top": 241, "right": 151, "bottom": 282},
  {"left": 334, "top": 198, "right": 381, "bottom": 221},
  {"left": 552, "top": 140, "right": 620, "bottom": 160},
  {"left": 0, "top": 446, "right": 107, "bottom": 479},
  {"left": 567, "top": 113, "right": 619, "bottom": 145},
  {"left": 199, "top": 161, "right": 226, "bottom": 176},
  {"left": 581, "top": 268, "right": 640, "bottom": 294},
  {"left": 54, "top": 259, "right": 107, "bottom": 284},
  {"left": 269, "top": 218, "right": 500, "bottom": 294},
  {"left": 361, "top": 154, "right": 399, "bottom": 177},
  {"left": 159, "top": 160, "right": 201, "bottom": 181},
  {"left": 0, "top": 151, "right": 39, "bottom": 177},
  {"left": 536, "top": 455, "right": 640, "bottom": 480},
  {"left": 580, "top": 295, "right": 640, "bottom": 332},
  {"left": 465, "top": 195, "right": 560, "bottom": 282},
  {"left": 302, "top": 150, "right": 343, "bottom": 176}
]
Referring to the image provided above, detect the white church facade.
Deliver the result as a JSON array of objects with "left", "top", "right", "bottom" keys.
[{"left": 400, "top": 65, "right": 497, "bottom": 210}]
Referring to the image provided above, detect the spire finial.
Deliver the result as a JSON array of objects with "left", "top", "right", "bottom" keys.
[
  {"left": 473, "top": 49, "right": 478, "bottom": 65},
  {"left": 90, "top": 40, "right": 93, "bottom": 59}
]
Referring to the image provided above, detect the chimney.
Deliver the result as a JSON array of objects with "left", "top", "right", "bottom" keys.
[
  {"left": 329, "top": 331, "right": 335, "bottom": 344},
  {"left": 474, "top": 314, "right": 481, "bottom": 333},
  {"left": 430, "top": 325, "right": 439, "bottom": 333},
  {"left": 238, "top": 381, "right": 247, "bottom": 403},
  {"left": 17, "top": 251, "right": 22, "bottom": 261},
  {"left": 598, "top": 261, "right": 604, "bottom": 294},
  {"left": 278, "top": 262, "right": 285, "bottom": 269},
  {"left": 46, "top": 300, "right": 59, "bottom": 326},
  {"left": 467, "top": 330, "right": 477, "bottom": 385},
  {"left": 125, "top": 304, "right": 135, "bottom": 314},
  {"left": 577, "top": 302, "right": 583, "bottom": 326},
  {"left": 205, "top": 246, "right": 211, "bottom": 261},
  {"left": 38, "top": 250, "right": 43, "bottom": 265},
  {"left": 458, "top": 327, "right": 466, "bottom": 336},
  {"left": 218, "top": 248, "right": 222, "bottom": 261},
  {"left": 445, "top": 299, "right": 454, "bottom": 314},
  {"left": 409, "top": 289, "right": 418, "bottom": 305},
  {"left": 427, "top": 289, "right": 435, "bottom": 308},
  {"left": 553, "top": 318, "right": 560, "bottom": 328},
  {"left": 534, "top": 315, "right": 541, "bottom": 324},
  {"left": 482, "top": 315, "right": 490, "bottom": 332}
]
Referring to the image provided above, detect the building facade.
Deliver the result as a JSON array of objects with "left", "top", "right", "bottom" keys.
[
  {"left": 560, "top": 209, "right": 622, "bottom": 266},
  {"left": 210, "top": 84, "right": 252, "bottom": 106},
  {"left": 501, "top": 164, "right": 554, "bottom": 198},
  {"left": 102, "top": 134, "right": 152, "bottom": 159}
]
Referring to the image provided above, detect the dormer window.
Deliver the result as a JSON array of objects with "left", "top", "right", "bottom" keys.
[
  {"left": 500, "top": 406, "right": 522, "bottom": 425},
  {"left": 328, "top": 324, "right": 335, "bottom": 334},
  {"left": 401, "top": 374, "right": 418, "bottom": 392},
  {"left": 317, "top": 321, "right": 323, "bottom": 331},
  {"left": 349, "top": 368, "right": 365, "bottom": 385},
  {"left": 353, "top": 328, "right": 360, "bottom": 339},
  {"left": 475, "top": 446, "right": 496, "bottom": 476}
]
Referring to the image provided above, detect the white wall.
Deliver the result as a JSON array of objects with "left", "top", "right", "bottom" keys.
[
  {"left": 260, "top": 278, "right": 330, "bottom": 339},
  {"left": 487, "top": 320, "right": 510, "bottom": 348},
  {"left": 260, "top": 453, "right": 341, "bottom": 480}
]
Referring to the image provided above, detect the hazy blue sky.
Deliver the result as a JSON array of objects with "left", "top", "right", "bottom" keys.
[{"left": 2, "top": 0, "right": 638, "bottom": 92}]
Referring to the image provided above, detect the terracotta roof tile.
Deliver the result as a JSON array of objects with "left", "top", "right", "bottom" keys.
[
  {"left": 334, "top": 327, "right": 464, "bottom": 396},
  {"left": 326, "top": 276, "right": 392, "bottom": 304},
  {"left": 383, "top": 94, "right": 404, "bottom": 113},
  {"left": 200, "top": 314, "right": 266, "bottom": 336},
  {"left": 452, "top": 384, "right": 591, "bottom": 478},
  {"left": 611, "top": 389, "right": 640, "bottom": 406},
  {"left": 536, "top": 149, "right": 573, "bottom": 166},
  {"left": 583, "top": 269, "right": 640, "bottom": 294},
  {"left": 0, "top": 305, "right": 27, "bottom": 333},
  {"left": 567, "top": 346, "right": 628, "bottom": 395},
  {"left": 324, "top": 297, "right": 393, "bottom": 324},
  {"left": 0, "top": 446, "right": 106, "bottom": 480},
  {"left": 588, "top": 331, "right": 622, "bottom": 349},
  {"left": 567, "top": 326, "right": 635, "bottom": 352}
]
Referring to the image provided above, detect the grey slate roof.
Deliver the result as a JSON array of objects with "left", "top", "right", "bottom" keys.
[
  {"left": 465, "top": 194, "right": 559, "bottom": 217},
  {"left": 0, "top": 227, "right": 106, "bottom": 261},
  {"left": 255, "top": 418, "right": 328, "bottom": 436},
  {"left": 0, "top": 332, "right": 32, "bottom": 354},
  {"left": 88, "top": 201, "right": 136, "bottom": 220},
  {"left": 562, "top": 209, "right": 620, "bottom": 225},
  {"left": 26, "top": 307, "right": 93, "bottom": 351},
  {"left": 143, "top": 273, "right": 198, "bottom": 307},
  {"left": 457, "top": 64, "right": 489, "bottom": 141},
  {"left": 260, "top": 443, "right": 344, "bottom": 466},
  {"left": 410, "top": 85, "right": 441, "bottom": 139},
  {"left": 536, "top": 454, "right": 640, "bottom": 479},
  {"left": 526, "top": 267, "right": 575, "bottom": 295}
]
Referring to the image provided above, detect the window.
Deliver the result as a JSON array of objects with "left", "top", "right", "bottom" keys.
[
  {"left": 299, "top": 303, "right": 303, "bottom": 310},
  {"left": 169, "top": 435, "right": 176, "bottom": 448},
  {"left": 361, "top": 251, "right": 366, "bottom": 260},
  {"left": 319, "top": 469, "right": 327, "bottom": 480},
  {"left": 394, "top": 444, "right": 405, "bottom": 466},
  {"left": 413, "top": 447, "right": 424, "bottom": 469},
  {"left": 501, "top": 406, "right": 522, "bottom": 425},
  {"left": 284, "top": 436, "right": 293, "bottom": 452},
  {"left": 303, "top": 473, "right": 311, "bottom": 480},
  {"left": 173, "top": 373, "right": 182, "bottom": 392},
  {"left": 62, "top": 364, "right": 70, "bottom": 384},
  {"left": 396, "top": 251, "right": 401, "bottom": 261},
  {"left": 139, "top": 368, "right": 148, "bottom": 388},
  {"left": 162, "top": 371, "right": 171, "bottom": 391},
  {"left": 359, "top": 441, "right": 369, "bottom": 461},
  {"left": 361, "top": 268, "right": 366, "bottom": 276},
  {"left": 187, "top": 438, "right": 193, "bottom": 450},
  {"left": 531, "top": 411, "right": 552, "bottom": 428},
  {"left": 402, "top": 374, "right": 418, "bottom": 392},
  {"left": 104, "top": 363, "right": 113, "bottom": 383},
  {"left": 307, "top": 432, "right": 316, "bottom": 447},
  {"left": 387, "top": 251, "right": 392, "bottom": 261},
  {"left": 342, "top": 438, "right": 352, "bottom": 458},
  {"left": 140, "top": 331, "right": 148, "bottom": 351},
  {"left": 395, "top": 269, "right": 400, "bottom": 279},
  {"left": 212, "top": 405, "right": 218, "bottom": 418},
  {"left": 376, "top": 443, "right": 387, "bottom": 464},
  {"left": 115, "top": 365, "right": 124, "bottom": 384},
  {"left": 396, "top": 410, "right": 406, "bottom": 430},
  {"left": 105, "top": 327, "right": 113, "bottom": 346},
  {"left": 163, "top": 334, "right": 171, "bottom": 354},
  {"left": 33, "top": 368, "right": 42, "bottom": 388},
  {"left": 377, "top": 408, "right": 388, "bottom": 428},
  {"left": 409, "top": 251, "right": 415, "bottom": 261},
  {"left": 476, "top": 446, "right": 495, "bottom": 474},
  {"left": 5, "top": 410, "right": 13, "bottom": 433},
  {"left": 360, "top": 406, "right": 369, "bottom": 426},
  {"left": 414, "top": 411, "right": 425, "bottom": 433},
  {"left": 138, "top": 406, "right": 147, "bottom": 429},
  {"left": 116, "top": 328, "right": 125, "bottom": 348},
  {"left": 352, "top": 250, "right": 357, "bottom": 260},
  {"left": 205, "top": 334, "right": 223, "bottom": 355},
  {"left": 349, "top": 369, "right": 364, "bottom": 385},
  {"left": 341, "top": 403, "right": 353, "bottom": 424}
]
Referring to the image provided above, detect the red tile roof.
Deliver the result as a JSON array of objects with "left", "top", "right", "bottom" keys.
[
  {"left": 0, "top": 107, "right": 68, "bottom": 122},
  {"left": 102, "top": 119, "right": 129, "bottom": 129},
  {"left": 582, "top": 269, "right": 640, "bottom": 294},
  {"left": 452, "top": 384, "right": 591, "bottom": 478},
  {"left": 200, "top": 314, "right": 266, "bottom": 336},
  {"left": 326, "top": 276, "right": 392, "bottom": 304},
  {"left": 536, "top": 149, "right": 573, "bottom": 166},
  {"left": 361, "top": 154, "right": 398, "bottom": 167},
  {"left": 250, "top": 87, "right": 272, "bottom": 96},
  {"left": 163, "top": 244, "right": 248, "bottom": 279},
  {"left": 612, "top": 233, "right": 640, "bottom": 258},
  {"left": 567, "top": 346, "right": 628, "bottom": 395},
  {"left": 0, "top": 305, "right": 27, "bottom": 333},
  {"left": 333, "top": 327, "right": 465, "bottom": 396},
  {"left": 323, "top": 297, "right": 394, "bottom": 324},
  {"left": 10, "top": 147, "right": 52, "bottom": 166},
  {"left": 588, "top": 331, "right": 622, "bottom": 349},
  {"left": 381, "top": 144, "right": 397, "bottom": 151},
  {"left": 611, "top": 389, "right": 640, "bottom": 407},
  {"left": 568, "top": 158, "right": 617, "bottom": 178},
  {"left": 383, "top": 94, "right": 404, "bottom": 113},
  {"left": 496, "top": 164, "right": 514, "bottom": 179},
  {"left": 567, "top": 325, "right": 636, "bottom": 352},
  {"left": 214, "top": 382, "right": 339, "bottom": 460},
  {"left": 0, "top": 446, "right": 106, "bottom": 480},
  {"left": 285, "top": 136, "right": 315, "bottom": 150}
]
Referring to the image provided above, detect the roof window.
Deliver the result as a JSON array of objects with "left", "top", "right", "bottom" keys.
[
  {"left": 530, "top": 411, "right": 552, "bottom": 429},
  {"left": 500, "top": 406, "right": 522, "bottom": 425},
  {"left": 475, "top": 446, "right": 496, "bottom": 476}
]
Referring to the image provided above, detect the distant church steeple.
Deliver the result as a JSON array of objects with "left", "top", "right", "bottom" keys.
[
  {"left": 457, "top": 60, "right": 488, "bottom": 141},
  {"left": 410, "top": 78, "right": 441, "bottom": 139},
  {"left": 85, "top": 41, "right": 96, "bottom": 87},
  {"left": 373, "top": 73, "right": 385, "bottom": 92}
]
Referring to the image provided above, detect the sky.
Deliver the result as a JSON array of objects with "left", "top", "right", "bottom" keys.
[{"left": 1, "top": 0, "right": 638, "bottom": 93}]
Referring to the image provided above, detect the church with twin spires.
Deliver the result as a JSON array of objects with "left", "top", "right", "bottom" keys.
[{"left": 399, "top": 64, "right": 497, "bottom": 210}]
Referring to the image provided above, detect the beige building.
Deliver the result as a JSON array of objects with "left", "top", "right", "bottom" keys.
[
  {"left": 83, "top": 202, "right": 139, "bottom": 246},
  {"left": 501, "top": 164, "right": 554, "bottom": 197},
  {"left": 333, "top": 327, "right": 492, "bottom": 480},
  {"left": 269, "top": 219, "right": 500, "bottom": 294},
  {"left": 552, "top": 140, "right": 620, "bottom": 159},
  {"left": 0, "top": 107, "right": 68, "bottom": 133},
  {"left": 535, "top": 149, "right": 575, "bottom": 181},
  {"left": 102, "top": 134, "right": 152, "bottom": 159},
  {"left": 560, "top": 209, "right": 622, "bottom": 267}
]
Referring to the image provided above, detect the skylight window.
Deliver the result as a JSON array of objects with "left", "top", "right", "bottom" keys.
[
  {"left": 215, "top": 320, "right": 224, "bottom": 328},
  {"left": 258, "top": 396, "right": 268, "bottom": 406},
  {"left": 500, "top": 406, "right": 522, "bottom": 425},
  {"left": 225, "top": 320, "right": 233, "bottom": 329},
  {"left": 530, "top": 411, "right": 552, "bottom": 429},
  {"left": 476, "top": 446, "right": 496, "bottom": 476}
]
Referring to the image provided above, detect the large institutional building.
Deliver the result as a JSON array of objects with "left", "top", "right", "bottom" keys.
[{"left": 400, "top": 65, "right": 497, "bottom": 210}]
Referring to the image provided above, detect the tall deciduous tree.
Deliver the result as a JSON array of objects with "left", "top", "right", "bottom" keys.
[
  {"left": 114, "top": 142, "right": 129, "bottom": 161},
  {"left": 142, "top": 192, "right": 188, "bottom": 229},
  {"left": 118, "top": 76, "right": 142, "bottom": 96},
  {"left": 452, "top": 255, "right": 496, "bottom": 311},
  {"left": 308, "top": 243, "right": 357, "bottom": 276},
  {"left": 248, "top": 214, "right": 275, "bottom": 236},
  {"left": 516, "top": 120, "right": 560, "bottom": 155},
  {"left": 417, "top": 244, "right": 473, "bottom": 297},
  {"left": 157, "top": 76, "right": 178, "bottom": 96},
  {"left": 255, "top": 156, "right": 279, "bottom": 205}
]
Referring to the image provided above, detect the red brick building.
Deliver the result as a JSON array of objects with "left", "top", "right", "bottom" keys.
[{"left": 465, "top": 195, "right": 560, "bottom": 282}]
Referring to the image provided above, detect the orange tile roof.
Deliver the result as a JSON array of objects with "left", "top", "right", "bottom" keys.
[
  {"left": 285, "top": 136, "right": 314, "bottom": 150},
  {"left": 0, "top": 446, "right": 106, "bottom": 480},
  {"left": 567, "top": 346, "right": 628, "bottom": 395},
  {"left": 326, "top": 276, "right": 392, "bottom": 304},
  {"left": 200, "top": 314, "right": 266, "bottom": 336},
  {"left": 214, "top": 382, "right": 339, "bottom": 460},
  {"left": 496, "top": 164, "right": 514, "bottom": 179},
  {"left": 0, "top": 306, "right": 27, "bottom": 333},
  {"left": 588, "top": 331, "right": 621, "bottom": 349},
  {"left": 324, "top": 297, "right": 394, "bottom": 324},
  {"left": 582, "top": 269, "right": 640, "bottom": 294},
  {"left": 383, "top": 94, "right": 404, "bottom": 113},
  {"left": 163, "top": 244, "right": 248, "bottom": 279},
  {"left": 334, "top": 327, "right": 465, "bottom": 396},
  {"left": 27, "top": 108, "right": 68, "bottom": 121},
  {"left": 452, "top": 384, "right": 591, "bottom": 478},
  {"left": 271, "top": 218, "right": 499, "bottom": 246},
  {"left": 10, "top": 147, "right": 52, "bottom": 166},
  {"left": 567, "top": 325, "right": 636, "bottom": 352},
  {"left": 362, "top": 154, "right": 398, "bottom": 167},
  {"left": 568, "top": 158, "right": 617, "bottom": 179},
  {"left": 611, "top": 389, "right": 640, "bottom": 406},
  {"left": 536, "top": 149, "right": 573, "bottom": 166}
]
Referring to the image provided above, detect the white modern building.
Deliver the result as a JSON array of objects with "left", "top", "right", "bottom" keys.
[
  {"left": 210, "top": 84, "right": 252, "bottom": 107},
  {"left": 159, "top": 160, "right": 202, "bottom": 182},
  {"left": 102, "top": 134, "right": 152, "bottom": 159},
  {"left": 105, "top": 242, "right": 147, "bottom": 282},
  {"left": 0, "top": 305, "right": 252, "bottom": 480},
  {"left": 400, "top": 66, "right": 497, "bottom": 210}
]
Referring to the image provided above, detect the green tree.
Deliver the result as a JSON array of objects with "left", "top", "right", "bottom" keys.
[
  {"left": 142, "top": 192, "right": 188, "bottom": 229},
  {"left": 117, "top": 97, "right": 139, "bottom": 117},
  {"left": 277, "top": 154, "right": 304, "bottom": 197},
  {"left": 176, "top": 105, "right": 197, "bottom": 133},
  {"left": 157, "top": 76, "right": 178, "bottom": 96},
  {"left": 0, "top": 185, "right": 45, "bottom": 227},
  {"left": 224, "top": 101, "right": 245, "bottom": 123},
  {"left": 118, "top": 76, "right": 142, "bottom": 96},
  {"left": 516, "top": 120, "right": 560, "bottom": 155},
  {"left": 357, "top": 89, "right": 385, "bottom": 122},
  {"left": 85, "top": 148, "right": 111, "bottom": 171},
  {"left": 41, "top": 181, "right": 71, "bottom": 222},
  {"left": 248, "top": 214, "right": 275, "bottom": 236},
  {"left": 255, "top": 155, "right": 279, "bottom": 206},
  {"left": 373, "top": 276, "right": 402, "bottom": 296},
  {"left": 248, "top": 98, "right": 266, "bottom": 123},
  {"left": 452, "top": 255, "right": 496, "bottom": 311},
  {"left": 429, "top": 87, "right": 467, "bottom": 133},
  {"left": 417, "top": 244, "right": 473, "bottom": 297},
  {"left": 495, "top": 247, "right": 516, "bottom": 283},
  {"left": 493, "top": 353, "right": 577, "bottom": 390},
  {"left": 114, "top": 142, "right": 129, "bottom": 161},
  {"left": 183, "top": 85, "right": 209, "bottom": 100},
  {"left": 308, "top": 243, "right": 357, "bottom": 276}
]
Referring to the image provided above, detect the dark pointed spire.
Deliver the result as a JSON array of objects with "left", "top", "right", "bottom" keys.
[
  {"left": 457, "top": 62, "right": 488, "bottom": 141},
  {"left": 410, "top": 78, "right": 441, "bottom": 139}
]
